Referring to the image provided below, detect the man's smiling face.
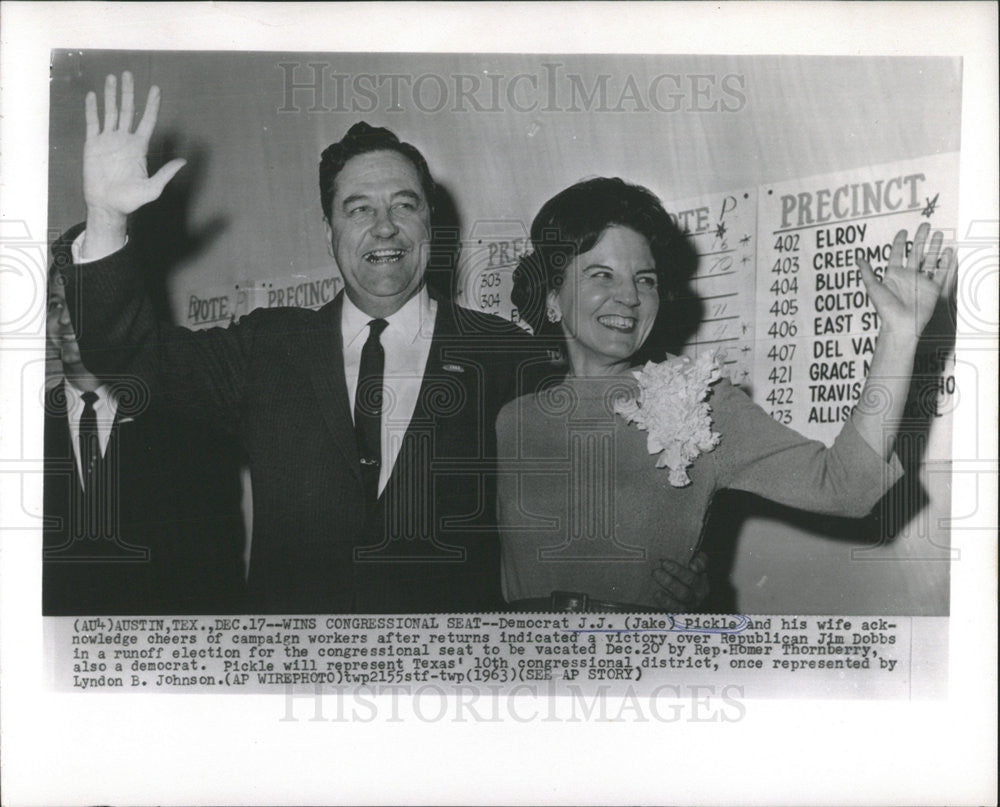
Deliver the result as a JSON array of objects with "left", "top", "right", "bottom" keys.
[
  {"left": 46, "top": 277, "right": 85, "bottom": 372},
  {"left": 325, "top": 149, "right": 432, "bottom": 318}
]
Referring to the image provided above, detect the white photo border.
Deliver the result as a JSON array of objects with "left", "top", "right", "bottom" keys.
[{"left": 1, "top": 3, "right": 996, "bottom": 805}]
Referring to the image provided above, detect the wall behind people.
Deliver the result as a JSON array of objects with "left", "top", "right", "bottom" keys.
[{"left": 47, "top": 50, "right": 962, "bottom": 614}]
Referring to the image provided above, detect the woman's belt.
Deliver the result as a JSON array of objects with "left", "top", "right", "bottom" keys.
[{"left": 507, "top": 590, "right": 660, "bottom": 613}]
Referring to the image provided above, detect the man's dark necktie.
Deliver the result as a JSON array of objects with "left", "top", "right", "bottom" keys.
[
  {"left": 79, "top": 390, "right": 101, "bottom": 487},
  {"left": 354, "top": 319, "right": 388, "bottom": 504},
  {"left": 78, "top": 390, "right": 105, "bottom": 534}
]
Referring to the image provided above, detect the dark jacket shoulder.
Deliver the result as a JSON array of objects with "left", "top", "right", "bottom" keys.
[{"left": 444, "top": 303, "right": 531, "bottom": 339}]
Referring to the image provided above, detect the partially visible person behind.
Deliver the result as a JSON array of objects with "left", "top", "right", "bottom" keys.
[
  {"left": 498, "top": 177, "right": 955, "bottom": 611},
  {"left": 43, "top": 271, "right": 247, "bottom": 615}
]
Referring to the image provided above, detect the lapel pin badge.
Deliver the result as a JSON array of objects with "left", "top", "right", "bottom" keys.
[{"left": 442, "top": 363, "right": 465, "bottom": 374}]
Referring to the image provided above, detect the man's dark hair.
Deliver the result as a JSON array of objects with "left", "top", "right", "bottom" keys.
[{"left": 319, "top": 122, "right": 437, "bottom": 221}]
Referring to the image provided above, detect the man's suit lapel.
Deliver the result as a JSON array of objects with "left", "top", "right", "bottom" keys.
[
  {"left": 287, "top": 293, "right": 471, "bottom": 491},
  {"left": 411, "top": 300, "right": 449, "bottom": 424},
  {"left": 45, "top": 380, "right": 73, "bottom": 465},
  {"left": 383, "top": 300, "right": 472, "bottom": 483},
  {"left": 44, "top": 382, "right": 80, "bottom": 517},
  {"left": 362, "top": 299, "right": 470, "bottom": 566},
  {"left": 45, "top": 379, "right": 119, "bottom": 495},
  {"left": 289, "top": 293, "right": 361, "bottom": 481}
]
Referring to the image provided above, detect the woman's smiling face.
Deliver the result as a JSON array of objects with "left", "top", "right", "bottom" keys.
[{"left": 549, "top": 225, "right": 660, "bottom": 376}]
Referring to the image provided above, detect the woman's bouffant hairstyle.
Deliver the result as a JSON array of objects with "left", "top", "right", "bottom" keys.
[
  {"left": 511, "top": 177, "right": 694, "bottom": 360},
  {"left": 319, "top": 122, "right": 437, "bottom": 221}
]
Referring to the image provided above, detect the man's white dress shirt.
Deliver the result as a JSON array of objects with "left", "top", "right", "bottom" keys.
[
  {"left": 340, "top": 289, "right": 437, "bottom": 496},
  {"left": 62, "top": 381, "right": 119, "bottom": 484}
]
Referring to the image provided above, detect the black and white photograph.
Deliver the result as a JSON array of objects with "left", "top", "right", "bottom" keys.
[
  {"left": 39, "top": 47, "right": 961, "bottom": 617},
  {"left": 1, "top": 3, "right": 996, "bottom": 805}
]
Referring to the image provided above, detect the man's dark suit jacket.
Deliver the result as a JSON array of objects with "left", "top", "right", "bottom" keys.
[
  {"left": 43, "top": 385, "right": 248, "bottom": 615},
  {"left": 59, "top": 230, "right": 551, "bottom": 613}
]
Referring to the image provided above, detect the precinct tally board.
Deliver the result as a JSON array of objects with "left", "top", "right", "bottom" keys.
[{"left": 443, "top": 151, "right": 958, "bottom": 446}]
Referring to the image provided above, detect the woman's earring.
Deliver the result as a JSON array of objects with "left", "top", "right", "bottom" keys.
[{"left": 546, "top": 308, "right": 561, "bottom": 323}]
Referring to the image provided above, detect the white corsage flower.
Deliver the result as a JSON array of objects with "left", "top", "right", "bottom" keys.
[{"left": 614, "top": 351, "right": 724, "bottom": 487}]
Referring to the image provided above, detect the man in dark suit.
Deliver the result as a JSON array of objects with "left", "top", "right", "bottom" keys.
[
  {"left": 58, "top": 72, "right": 705, "bottom": 614},
  {"left": 43, "top": 272, "right": 246, "bottom": 615}
]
